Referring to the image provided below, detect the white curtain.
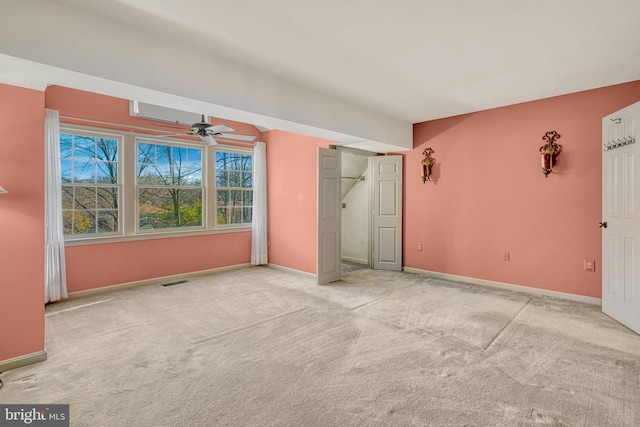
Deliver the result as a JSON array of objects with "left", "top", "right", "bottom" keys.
[
  {"left": 44, "top": 109, "right": 68, "bottom": 303},
  {"left": 251, "top": 142, "right": 268, "bottom": 265}
]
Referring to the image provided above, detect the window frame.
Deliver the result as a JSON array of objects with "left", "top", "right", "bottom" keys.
[
  {"left": 135, "top": 137, "right": 206, "bottom": 234},
  {"left": 60, "top": 124, "right": 253, "bottom": 246},
  {"left": 213, "top": 146, "right": 254, "bottom": 227},
  {"left": 60, "top": 127, "right": 123, "bottom": 240}
]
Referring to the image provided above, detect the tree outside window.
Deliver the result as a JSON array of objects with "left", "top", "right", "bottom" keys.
[
  {"left": 59, "top": 129, "right": 253, "bottom": 240},
  {"left": 137, "top": 141, "right": 203, "bottom": 230},
  {"left": 60, "top": 132, "right": 119, "bottom": 236},
  {"left": 215, "top": 151, "right": 252, "bottom": 225}
]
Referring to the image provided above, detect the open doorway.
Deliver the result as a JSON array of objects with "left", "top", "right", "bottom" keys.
[
  {"left": 340, "top": 149, "right": 374, "bottom": 273},
  {"left": 317, "top": 147, "right": 403, "bottom": 284}
]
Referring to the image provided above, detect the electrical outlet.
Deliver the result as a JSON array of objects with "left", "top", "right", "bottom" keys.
[
  {"left": 584, "top": 260, "right": 595, "bottom": 272},
  {"left": 417, "top": 244, "right": 423, "bottom": 252},
  {"left": 503, "top": 252, "right": 510, "bottom": 261}
]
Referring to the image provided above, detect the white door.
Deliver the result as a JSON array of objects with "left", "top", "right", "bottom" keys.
[
  {"left": 372, "top": 155, "right": 403, "bottom": 271},
  {"left": 317, "top": 147, "right": 341, "bottom": 284},
  {"left": 602, "top": 101, "right": 640, "bottom": 334}
]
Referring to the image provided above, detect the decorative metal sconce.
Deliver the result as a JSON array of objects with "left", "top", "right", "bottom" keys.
[
  {"left": 539, "top": 131, "right": 562, "bottom": 177},
  {"left": 421, "top": 147, "right": 435, "bottom": 183}
]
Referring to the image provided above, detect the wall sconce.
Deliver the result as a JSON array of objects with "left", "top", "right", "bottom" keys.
[
  {"left": 0, "top": 185, "right": 7, "bottom": 194},
  {"left": 421, "top": 147, "right": 435, "bottom": 183},
  {"left": 539, "top": 131, "right": 562, "bottom": 177}
]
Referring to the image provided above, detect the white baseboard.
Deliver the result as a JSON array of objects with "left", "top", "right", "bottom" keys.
[
  {"left": 403, "top": 267, "right": 602, "bottom": 306},
  {"left": 65, "top": 262, "right": 600, "bottom": 306},
  {"left": 267, "top": 263, "right": 316, "bottom": 279},
  {"left": 0, "top": 350, "right": 47, "bottom": 372},
  {"left": 341, "top": 256, "right": 368, "bottom": 265},
  {"left": 68, "top": 263, "right": 252, "bottom": 299}
]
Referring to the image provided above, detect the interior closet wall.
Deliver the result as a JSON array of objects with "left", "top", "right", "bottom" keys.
[{"left": 341, "top": 152, "right": 370, "bottom": 265}]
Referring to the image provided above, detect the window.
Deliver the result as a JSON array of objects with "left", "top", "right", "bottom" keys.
[
  {"left": 215, "top": 151, "right": 253, "bottom": 225},
  {"left": 59, "top": 126, "right": 254, "bottom": 242},
  {"left": 137, "top": 141, "right": 203, "bottom": 230},
  {"left": 60, "top": 132, "right": 120, "bottom": 237}
]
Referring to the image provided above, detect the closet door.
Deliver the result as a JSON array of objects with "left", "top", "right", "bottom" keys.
[
  {"left": 317, "top": 148, "right": 341, "bottom": 284},
  {"left": 372, "top": 156, "right": 403, "bottom": 271}
]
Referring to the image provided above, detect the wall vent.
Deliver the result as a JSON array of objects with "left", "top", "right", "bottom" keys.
[{"left": 161, "top": 280, "right": 188, "bottom": 287}]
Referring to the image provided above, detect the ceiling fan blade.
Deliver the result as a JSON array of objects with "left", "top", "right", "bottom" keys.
[
  {"left": 201, "top": 135, "right": 218, "bottom": 146},
  {"left": 216, "top": 133, "right": 256, "bottom": 142},
  {"left": 206, "top": 124, "right": 234, "bottom": 133}
]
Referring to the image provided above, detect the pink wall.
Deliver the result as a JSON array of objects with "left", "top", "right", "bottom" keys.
[
  {"left": 264, "top": 130, "right": 332, "bottom": 274},
  {"left": 406, "top": 80, "right": 640, "bottom": 298},
  {"left": 0, "top": 84, "right": 45, "bottom": 361},
  {"left": 66, "top": 233, "right": 251, "bottom": 291},
  {"left": 45, "top": 86, "right": 257, "bottom": 292},
  {"left": 45, "top": 85, "right": 262, "bottom": 141}
]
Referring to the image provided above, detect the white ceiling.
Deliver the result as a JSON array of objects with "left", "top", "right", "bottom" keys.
[{"left": 55, "top": 0, "right": 640, "bottom": 123}]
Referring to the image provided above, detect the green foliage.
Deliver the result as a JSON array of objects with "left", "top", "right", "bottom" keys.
[
  {"left": 155, "top": 197, "right": 202, "bottom": 228},
  {"left": 63, "top": 211, "right": 93, "bottom": 234}
]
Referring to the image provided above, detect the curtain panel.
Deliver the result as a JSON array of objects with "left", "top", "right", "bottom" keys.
[
  {"left": 44, "top": 109, "right": 68, "bottom": 303},
  {"left": 251, "top": 142, "right": 268, "bottom": 265}
]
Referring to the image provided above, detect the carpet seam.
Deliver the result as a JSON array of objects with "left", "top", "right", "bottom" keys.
[
  {"left": 482, "top": 298, "right": 531, "bottom": 351},
  {"left": 191, "top": 307, "right": 308, "bottom": 345},
  {"left": 364, "top": 313, "right": 483, "bottom": 353},
  {"left": 350, "top": 283, "right": 416, "bottom": 311}
]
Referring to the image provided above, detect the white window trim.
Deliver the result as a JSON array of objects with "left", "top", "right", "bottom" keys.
[
  {"left": 212, "top": 145, "right": 254, "bottom": 228},
  {"left": 60, "top": 126, "right": 123, "bottom": 240},
  {"left": 60, "top": 124, "right": 254, "bottom": 246},
  {"left": 134, "top": 136, "right": 206, "bottom": 233}
]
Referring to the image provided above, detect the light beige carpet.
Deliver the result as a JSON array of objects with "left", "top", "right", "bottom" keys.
[{"left": 1, "top": 266, "right": 639, "bottom": 426}]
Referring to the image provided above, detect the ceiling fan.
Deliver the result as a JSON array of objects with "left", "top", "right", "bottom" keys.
[{"left": 155, "top": 115, "right": 256, "bottom": 146}]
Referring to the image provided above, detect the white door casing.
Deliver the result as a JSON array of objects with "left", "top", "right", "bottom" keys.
[
  {"left": 602, "top": 101, "right": 640, "bottom": 334},
  {"left": 317, "top": 147, "right": 341, "bottom": 284},
  {"left": 372, "top": 155, "right": 403, "bottom": 271}
]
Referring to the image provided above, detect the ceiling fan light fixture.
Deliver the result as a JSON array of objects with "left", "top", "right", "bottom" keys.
[{"left": 154, "top": 113, "right": 252, "bottom": 145}]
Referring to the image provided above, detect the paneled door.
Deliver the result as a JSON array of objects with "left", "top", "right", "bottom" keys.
[
  {"left": 602, "top": 101, "right": 640, "bottom": 334},
  {"left": 372, "top": 155, "right": 403, "bottom": 271},
  {"left": 317, "top": 147, "right": 341, "bottom": 284}
]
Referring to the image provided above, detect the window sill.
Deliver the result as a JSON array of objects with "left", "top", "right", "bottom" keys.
[{"left": 64, "top": 226, "right": 252, "bottom": 247}]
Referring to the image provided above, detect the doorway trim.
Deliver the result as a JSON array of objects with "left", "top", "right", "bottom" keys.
[{"left": 330, "top": 147, "right": 404, "bottom": 273}]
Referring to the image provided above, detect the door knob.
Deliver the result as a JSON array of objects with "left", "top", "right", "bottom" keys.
[{"left": 599, "top": 221, "right": 608, "bottom": 228}]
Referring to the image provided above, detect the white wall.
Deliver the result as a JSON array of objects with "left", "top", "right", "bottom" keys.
[
  {"left": 341, "top": 169, "right": 369, "bottom": 265},
  {"left": 0, "top": 0, "right": 412, "bottom": 152}
]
